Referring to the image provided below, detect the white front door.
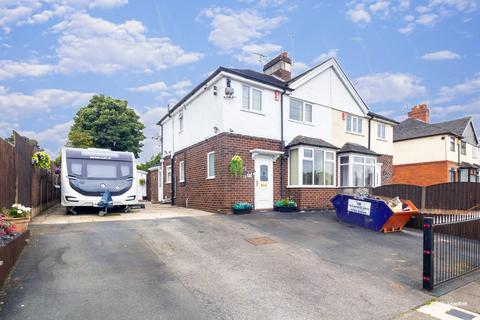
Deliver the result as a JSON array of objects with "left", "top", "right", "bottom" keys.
[
  {"left": 158, "top": 166, "right": 163, "bottom": 202},
  {"left": 254, "top": 156, "right": 274, "bottom": 210}
]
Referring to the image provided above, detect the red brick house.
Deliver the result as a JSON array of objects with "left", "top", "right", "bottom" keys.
[
  {"left": 393, "top": 104, "right": 480, "bottom": 186},
  {"left": 148, "top": 53, "right": 397, "bottom": 213}
]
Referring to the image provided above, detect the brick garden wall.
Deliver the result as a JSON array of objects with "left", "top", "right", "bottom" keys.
[
  {"left": 393, "top": 160, "right": 453, "bottom": 186},
  {"left": 286, "top": 188, "right": 337, "bottom": 209}
]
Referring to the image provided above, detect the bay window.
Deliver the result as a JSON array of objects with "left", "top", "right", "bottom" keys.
[
  {"left": 339, "top": 154, "right": 377, "bottom": 187},
  {"left": 289, "top": 147, "right": 335, "bottom": 186}
]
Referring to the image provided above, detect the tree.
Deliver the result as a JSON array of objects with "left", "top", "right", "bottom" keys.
[
  {"left": 137, "top": 153, "right": 161, "bottom": 171},
  {"left": 67, "top": 95, "right": 145, "bottom": 157}
]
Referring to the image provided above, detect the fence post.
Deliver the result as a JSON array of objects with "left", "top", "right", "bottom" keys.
[
  {"left": 421, "top": 186, "right": 426, "bottom": 211},
  {"left": 423, "top": 217, "right": 434, "bottom": 291}
]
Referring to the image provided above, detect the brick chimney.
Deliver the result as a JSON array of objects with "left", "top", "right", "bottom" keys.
[
  {"left": 408, "top": 104, "right": 430, "bottom": 123},
  {"left": 263, "top": 52, "right": 292, "bottom": 81}
]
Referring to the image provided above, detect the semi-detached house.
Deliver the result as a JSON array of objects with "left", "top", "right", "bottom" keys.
[{"left": 148, "top": 52, "right": 398, "bottom": 213}]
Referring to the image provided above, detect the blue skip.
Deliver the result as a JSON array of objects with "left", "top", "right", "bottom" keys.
[{"left": 331, "top": 194, "right": 419, "bottom": 233}]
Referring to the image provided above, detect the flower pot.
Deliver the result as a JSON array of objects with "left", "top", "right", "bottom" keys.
[
  {"left": 4, "top": 217, "right": 30, "bottom": 233},
  {"left": 233, "top": 208, "right": 252, "bottom": 215},
  {"left": 275, "top": 206, "right": 297, "bottom": 212}
]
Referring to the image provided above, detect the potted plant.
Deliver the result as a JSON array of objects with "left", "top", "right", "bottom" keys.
[
  {"left": 2, "top": 204, "right": 31, "bottom": 233},
  {"left": 274, "top": 198, "right": 298, "bottom": 212},
  {"left": 232, "top": 202, "right": 253, "bottom": 215}
]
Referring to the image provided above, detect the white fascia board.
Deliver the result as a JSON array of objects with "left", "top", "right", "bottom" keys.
[
  {"left": 222, "top": 72, "right": 285, "bottom": 92},
  {"left": 288, "top": 58, "right": 369, "bottom": 115}
]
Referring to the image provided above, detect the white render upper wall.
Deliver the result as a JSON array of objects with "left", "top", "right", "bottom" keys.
[{"left": 160, "top": 64, "right": 395, "bottom": 157}]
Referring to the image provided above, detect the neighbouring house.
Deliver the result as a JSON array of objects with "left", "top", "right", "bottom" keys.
[
  {"left": 148, "top": 52, "right": 397, "bottom": 212},
  {"left": 393, "top": 104, "right": 480, "bottom": 186}
]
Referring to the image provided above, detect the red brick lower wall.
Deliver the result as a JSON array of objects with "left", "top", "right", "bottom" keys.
[
  {"left": 172, "top": 133, "right": 283, "bottom": 213},
  {"left": 286, "top": 188, "right": 337, "bottom": 210},
  {"left": 393, "top": 160, "right": 454, "bottom": 186}
]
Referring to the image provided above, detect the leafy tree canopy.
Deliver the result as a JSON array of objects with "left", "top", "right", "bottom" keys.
[
  {"left": 67, "top": 95, "right": 145, "bottom": 158},
  {"left": 137, "top": 153, "right": 161, "bottom": 171}
]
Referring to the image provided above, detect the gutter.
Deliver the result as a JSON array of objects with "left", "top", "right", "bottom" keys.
[{"left": 280, "top": 87, "right": 287, "bottom": 198}]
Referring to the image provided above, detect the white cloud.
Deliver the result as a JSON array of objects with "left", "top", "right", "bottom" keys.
[
  {"left": 0, "top": 60, "right": 54, "bottom": 80},
  {"left": 0, "top": 86, "right": 93, "bottom": 122},
  {"left": 200, "top": 8, "right": 285, "bottom": 52},
  {"left": 0, "top": 0, "right": 128, "bottom": 32},
  {"left": 347, "top": 4, "right": 371, "bottom": 24},
  {"left": 128, "top": 81, "right": 168, "bottom": 92},
  {"left": 369, "top": 1, "right": 390, "bottom": 16},
  {"left": 21, "top": 120, "right": 73, "bottom": 157},
  {"left": 52, "top": 13, "right": 203, "bottom": 74},
  {"left": 199, "top": 7, "right": 285, "bottom": 63},
  {"left": 313, "top": 48, "right": 338, "bottom": 64},
  {"left": 138, "top": 106, "right": 168, "bottom": 162},
  {"left": 416, "top": 13, "right": 438, "bottom": 26},
  {"left": 436, "top": 74, "right": 480, "bottom": 103},
  {"left": 399, "top": 23, "right": 415, "bottom": 33},
  {"left": 354, "top": 72, "right": 427, "bottom": 104},
  {"left": 421, "top": 50, "right": 461, "bottom": 60},
  {"left": 235, "top": 43, "right": 282, "bottom": 65},
  {"left": 291, "top": 61, "right": 309, "bottom": 76}
]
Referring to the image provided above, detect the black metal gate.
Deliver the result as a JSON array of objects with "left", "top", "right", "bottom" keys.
[{"left": 423, "top": 213, "right": 480, "bottom": 290}]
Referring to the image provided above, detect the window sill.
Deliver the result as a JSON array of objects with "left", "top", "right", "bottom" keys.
[
  {"left": 166, "top": 182, "right": 171, "bottom": 184},
  {"left": 288, "top": 119, "right": 315, "bottom": 127},
  {"left": 179, "top": 180, "right": 185, "bottom": 183},
  {"left": 206, "top": 176, "right": 215, "bottom": 180},
  {"left": 346, "top": 131, "right": 364, "bottom": 137},
  {"left": 287, "top": 185, "right": 337, "bottom": 189},
  {"left": 241, "top": 108, "right": 265, "bottom": 116},
  {"left": 179, "top": 130, "right": 183, "bottom": 134},
  {"left": 377, "top": 137, "right": 387, "bottom": 142}
]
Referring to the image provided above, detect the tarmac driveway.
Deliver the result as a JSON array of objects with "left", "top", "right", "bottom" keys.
[{"left": 0, "top": 210, "right": 433, "bottom": 320}]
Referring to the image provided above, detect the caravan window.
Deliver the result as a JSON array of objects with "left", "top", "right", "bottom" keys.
[{"left": 86, "top": 161, "right": 118, "bottom": 179}]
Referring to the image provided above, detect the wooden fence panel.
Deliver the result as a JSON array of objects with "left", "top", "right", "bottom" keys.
[
  {"left": 371, "top": 184, "right": 423, "bottom": 207},
  {"left": 13, "top": 132, "right": 33, "bottom": 207},
  {"left": 0, "top": 132, "right": 59, "bottom": 216},
  {"left": 426, "top": 182, "right": 480, "bottom": 210},
  {"left": 0, "top": 139, "right": 15, "bottom": 209}
]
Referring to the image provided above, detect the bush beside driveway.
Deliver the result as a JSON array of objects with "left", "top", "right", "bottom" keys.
[{"left": 1, "top": 210, "right": 439, "bottom": 320}]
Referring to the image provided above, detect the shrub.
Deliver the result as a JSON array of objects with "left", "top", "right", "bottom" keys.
[
  {"left": 32, "top": 151, "right": 51, "bottom": 170},
  {"left": 275, "top": 198, "right": 297, "bottom": 207},
  {"left": 232, "top": 202, "right": 253, "bottom": 210},
  {"left": 229, "top": 155, "right": 243, "bottom": 177},
  {"left": 2, "top": 204, "right": 31, "bottom": 218}
]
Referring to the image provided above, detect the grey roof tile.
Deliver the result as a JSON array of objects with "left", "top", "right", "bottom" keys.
[
  {"left": 337, "top": 143, "right": 378, "bottom": 156},
  {"left": 287, "top": 135, "right": 338, "bottom": 149}
]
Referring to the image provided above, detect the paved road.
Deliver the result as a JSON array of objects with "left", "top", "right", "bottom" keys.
[{"left": 1, "top": 211, "right": 433, "bottom": 320}]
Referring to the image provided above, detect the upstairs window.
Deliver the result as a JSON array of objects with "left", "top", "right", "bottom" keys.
[
  {"left": 346, "top": 114, "right": 363, "bottom": 134},
  {"left": 377, "top": 123, "right": 386, "bottom": 140},
  {"left": 473, "top": 145, "right": 478, "bottom": 159},
  {"left": 242, "top": 85, "right": 262, "bottom": 112},
  {"left": 461, "top": 141, "right": 467, "bottom": 155},
  {"left": 178, "top": 112, "right": 184, "bottom": 132},
  {"left": 450, "top": 137, "right": 456, "bottom": 152},
  {"left": 289, "top": 98, "right": 313, "bottom": 123}
]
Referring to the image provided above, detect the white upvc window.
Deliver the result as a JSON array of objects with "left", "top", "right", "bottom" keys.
[
  {"left": 178, "top": 112, "right": 184, "bottom": 133},
  {"left": 473, "top": 145, "right": 478, "bottom": 159},
  {"left": 450, "top": 137, "right": 456, "bottom": 152},
  {"left": 289, "top": 98, "right": 313, "bottom": 123},
  {"left": 242, "top": 85, "right": 262, "bottom": 112},
  {"left": 461, "top": 141, "right": 467, "bottom": 155},
  {"left": 288, "top": 147, "right": 335, "bottom": 187},
  {"left": 346, "top": 114, "right": 363, "bottom": 134},
  {"left": 207, "top": 151, "right": 215, "bottom": 179},
  {"left": 166, "top": 165, "right": 172, "bottom": 184},
  {"left": 339, "top": 154, "right": 377, "bottom": 187},
  {"left": 179, "top": 161, "right": 185, "bottom": 183},
  {"left": 377, "top": 123, "right": 386, "bottom": 140}
]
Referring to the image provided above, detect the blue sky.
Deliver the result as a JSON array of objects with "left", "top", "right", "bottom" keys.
[{"left": 0, "top": 0, "right": 479, "bottom": 161}]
